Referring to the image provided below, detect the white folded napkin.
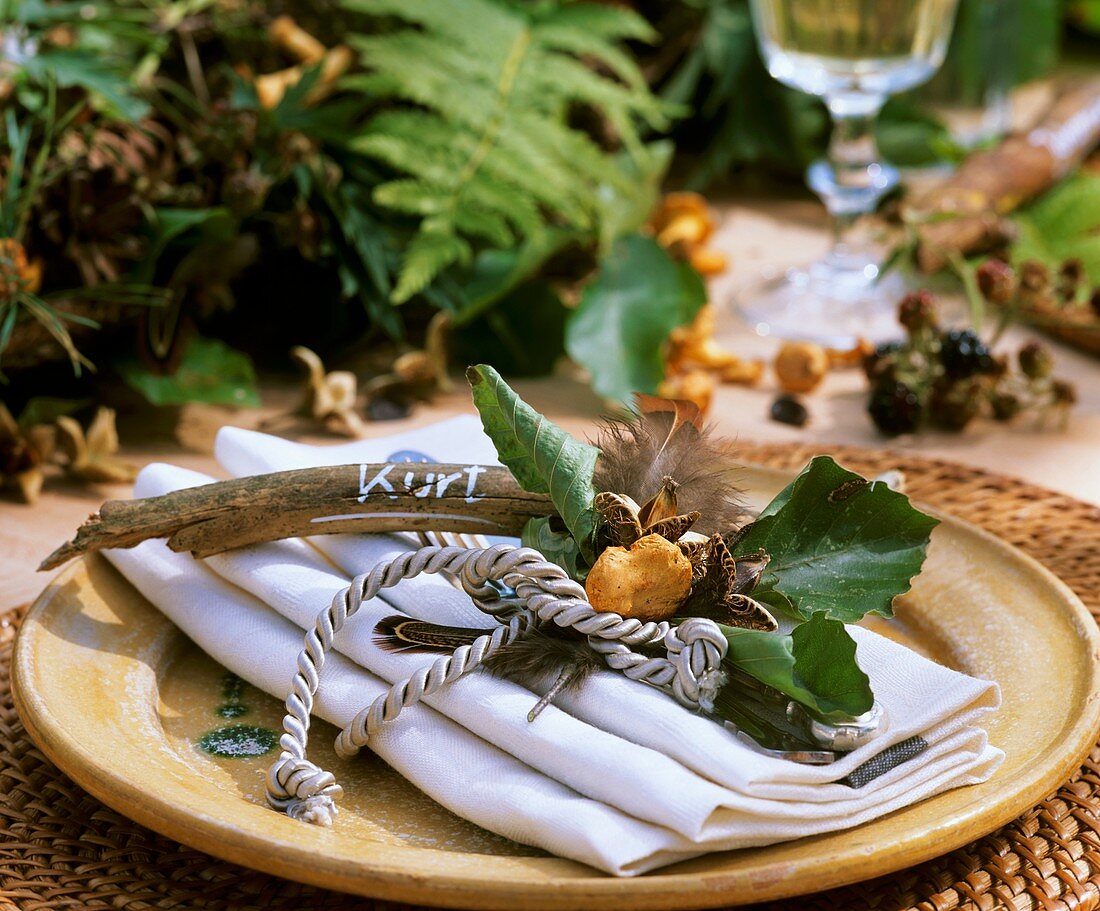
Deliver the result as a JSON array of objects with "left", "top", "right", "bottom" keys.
[{"left": 99, "top": 418, "right": 1003, "bottom": 876}]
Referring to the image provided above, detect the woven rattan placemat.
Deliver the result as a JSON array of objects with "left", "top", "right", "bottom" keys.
[{"left": 2, "top": 443, "right": 1098, "bottom": 911}]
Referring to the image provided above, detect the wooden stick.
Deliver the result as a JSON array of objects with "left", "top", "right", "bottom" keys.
[
  {"left": 911, "top": 78, "right": 1100, "bottom": 273},
  {"left": 40, "top": 463, "right": 554, "bottom": 571}
]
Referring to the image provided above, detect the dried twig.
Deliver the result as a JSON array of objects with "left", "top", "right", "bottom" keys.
[{"left": 40, "top": 462, "right": 553, "bottom": 571}]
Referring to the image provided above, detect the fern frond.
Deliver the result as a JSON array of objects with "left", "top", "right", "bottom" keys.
[
  {"left": 342, "top": 0, "right": 668, "bottom": 302},
  {"left": 391, "top": 229, "right": 472, "bottom": 304}
]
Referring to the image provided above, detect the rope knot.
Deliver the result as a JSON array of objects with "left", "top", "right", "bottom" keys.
[
  {"left": 665, "top": 618, "right": 728, "bottom": 711},
  {"left": 266, "top": 754, "right": 342, "bottom": 825}
]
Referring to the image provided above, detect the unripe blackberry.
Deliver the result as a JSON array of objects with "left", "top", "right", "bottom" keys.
[{"left": 1018, "top": 341, "right": 1052, "bottom": 380}]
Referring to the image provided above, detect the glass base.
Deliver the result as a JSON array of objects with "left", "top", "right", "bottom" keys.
[{"left": 736, "top": 260, "right": 910, "bottom": 348}]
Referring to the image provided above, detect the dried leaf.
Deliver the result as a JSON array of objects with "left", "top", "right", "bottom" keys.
[
  {"left": 55, "top": 408, "right": 137, "bottom": 485},
  {"left": 292, "top": 345, "right": 367, "bottom": 437}
]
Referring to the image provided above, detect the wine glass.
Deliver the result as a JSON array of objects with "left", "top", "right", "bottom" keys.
[{"left": 740, "top": 0, "right": 960, "bottom": 345}]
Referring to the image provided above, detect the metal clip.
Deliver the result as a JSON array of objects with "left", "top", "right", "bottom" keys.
[{"left": 789, "top": 702, "right": 887, "bottom": 752}]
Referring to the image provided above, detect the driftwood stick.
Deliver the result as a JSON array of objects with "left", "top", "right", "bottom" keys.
[
  {"left": 911, "top": 77, "right": 1100, "bottom": 272},
  {"left": 40, "top": 462, "right": 554, "bottom": 571}
]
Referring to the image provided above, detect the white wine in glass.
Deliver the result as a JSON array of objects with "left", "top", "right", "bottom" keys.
[{"left": 740, "top": 0, "right": 959, "bottom": 345}]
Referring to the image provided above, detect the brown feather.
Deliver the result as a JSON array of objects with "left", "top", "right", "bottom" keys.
[
  {"left": 373, "top": 617, "right": 604, "bottom": 694},
  {"left": 372, "top": 616, "right": 493, "bottom": 654},
  {"left": 484, "top": 626, "right": 603, "bottom": 693},
  {"left": 592, "top": 402, "right": 745, "bottom": 537}
]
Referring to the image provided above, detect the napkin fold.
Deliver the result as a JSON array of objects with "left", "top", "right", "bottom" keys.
[{"left": 100, "top": 418, "right": 1003, "bottom": 875}]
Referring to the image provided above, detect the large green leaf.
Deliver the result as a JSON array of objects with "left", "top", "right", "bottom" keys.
[
  {"left": 467, "top": 364, "right": 599, "bottom": 555},
  {"left": 717, "top": 612, "right": 873, "bottom": 721},
  {"left": 565, "top": 234, "right": 706, "bottom": 404},
  {"left": 117, "top": 337, "right": 261, "bottom": 408},
  {"left": 733, "top": 456, "right": 938, "bottom": 622}
]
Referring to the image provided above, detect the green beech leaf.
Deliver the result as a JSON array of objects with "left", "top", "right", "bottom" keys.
[
  {"left": 1010, "top": 173, "right": 1100, "bottom": 283},
  {"left": 733, "top": 456, "right": 938, "bottom": 622},
  {"left": 521, "top": 516, "right": 589, "bottom": 581},
  {"left": 467, "top": 364, "right": 599, "bottom": 556},
  {"left": 117, "top": 337, "right": 261, "bottom": 408},
  {"left": 717, "top": 613, "right": 873, "bottom": 721},
  {"left": 790, "top": 613, "right": 873, "bottom": 717},
  {"left": 565, "top": 234, "right": 706, "bottom": 404}
]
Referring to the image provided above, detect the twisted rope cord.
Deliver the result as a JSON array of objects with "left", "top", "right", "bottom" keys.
[{"left": 267, "top": 544, "right": 728, "bottom": 825}]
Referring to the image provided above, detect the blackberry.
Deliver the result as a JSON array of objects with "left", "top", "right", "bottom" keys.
[
  {"left": 868, "top": 380, "right": 924, "bottom": 436},
  {"left": 990, "top": 392, "right": 1022, "bottom": 422},
  {"left": 863, "top": 340, "right": 902, "bottom": 382},
  {"left": 939, "top": 328, "right": 994, "bottom": 379},
  {"left": 930, "top": 379, "right": 982, "bottom": 431}
]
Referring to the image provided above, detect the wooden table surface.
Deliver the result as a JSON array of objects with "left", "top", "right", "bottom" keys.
[{"left": 3, "top": 195, "right": 1098, "bottom": 613}]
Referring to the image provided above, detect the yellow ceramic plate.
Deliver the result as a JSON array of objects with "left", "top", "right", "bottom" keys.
[{"left": 13, "top": 465, "right": 1100, "bottom": 910}]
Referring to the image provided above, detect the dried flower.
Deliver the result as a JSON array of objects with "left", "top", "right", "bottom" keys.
[
  {"left": 657, "top": 369, "right": 714, "bottom": 414},
  {"left": 648, "top": 193, "right": 728, "bottom": 276},
  {"left": 825, "top": 337, "right": 874, "bottom": 369},
  {"left": 292, "top": 345, "right": 367, "bottom": 437},
  {"left": 975, "top": 259, "right": 1016, "bottom": 305},
  {"left": 665, "top": 305, "right": 762, "bottom": 394},
  {"left": 774, "top": 341, "right": 828, "bottom": 394},
  {"left": 0, "top": 238, "right": 42, "bottom": 297},
  {"left": 55, "top": 407, "right": 137, "bottom": 484},
  {"left": 0, "top": 403, "right": 53, "bottom": 503}
]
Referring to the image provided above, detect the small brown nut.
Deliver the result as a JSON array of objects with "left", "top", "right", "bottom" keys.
[
  {"left": 774, "top": 341, "right": 828, "bottom": 394},
  {"left": 585, "top": 534, "right": 692, "bottom": 622},
  {"left": 658, "top": 370, "right": 715, "bottom": 414}
]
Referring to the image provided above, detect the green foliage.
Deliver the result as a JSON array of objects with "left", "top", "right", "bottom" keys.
[
  {"left": 467, "top": 364, "right": 600, "bottom": 557},
  {"left": 117, "top": 336, "right": 260, "bottom": 407},
  {"left": 343, "top": 0, "right": 669, "bottom": 302},
  {"left": 565, "top": 234, "right": 706, "bottom": 404},
  {"left": 521, "top": 516, "right": 589, "bottom": 581},
  {"left": 1010, "top": 173, "right": 1100, "bottom": 283},
  {"left": 452, "top": 281, "right": 568, "bottom": 378},
  {"left": 2, "top": 0, "right": 158, "bottom": 120},
  {"left": 659, "top": 0, "right": 1062, "bottom": 185},
  {"left": 717, "top": 612, "right": 873, "bottom": 721},
  {"left": 732, "top": 456, "right": 938, "bottom": 622}
]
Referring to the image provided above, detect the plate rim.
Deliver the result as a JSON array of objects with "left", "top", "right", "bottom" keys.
[{"left": 13, "top": 476, "right": 1100, "bottom": 910}]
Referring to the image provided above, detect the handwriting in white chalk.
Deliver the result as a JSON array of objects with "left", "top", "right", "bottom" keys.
[{"left": 358, "top": 464, "right": 486, "bottom": 503}]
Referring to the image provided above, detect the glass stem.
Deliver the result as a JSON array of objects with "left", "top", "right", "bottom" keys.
[{"left": 807, "top": 93, "right": 898, "bottom": 279}]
